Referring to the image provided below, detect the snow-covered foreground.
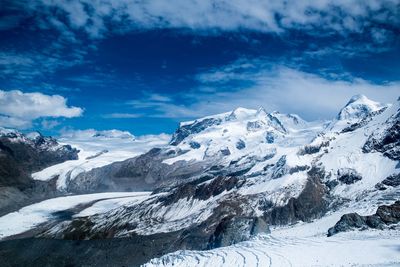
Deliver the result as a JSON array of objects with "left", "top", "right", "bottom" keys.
[
  {"left": 145, "top": 230, "right": 399, "bottom": 267},
  {"left": 144, "top": 209, "right": 400, "bottom": 267},
  {"left": 32, "top": 131, "right": 170, "bottom": 189},
  {"left": 0, "top": 192, "right": 151, "bottom": 240},
  {"left": 145, "top": 191, "right": 400, "bottom": 267}
]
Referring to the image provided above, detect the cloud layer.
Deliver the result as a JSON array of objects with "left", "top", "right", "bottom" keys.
[
  {"left": 0, "top": 90, "right": 83, "bottom": 129},
  {"left": 6, "top": 0, "right": 398, "bottom": 39},
  {"left": 127, "top": 59, "right": 400, "bottom": 121}
]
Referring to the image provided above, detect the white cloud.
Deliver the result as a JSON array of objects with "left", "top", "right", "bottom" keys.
[
  {"left": 60, "top": 128, "right": 134, "bottom": 139},
  {"left": 0, "top": 116, "right": 32, "bottom": 129},
  {"left": 2, "top": 0, "right": 396, "bottom": 84},
  {"left": 127, "top": 59, "right": 400, "bottom": 121},
  {"left": 22, "top": 0, "right": 398, "bottom": 40},
  {"left": 0, "top": 51, "right": 85, "bottom": 81},
  {"left": 103, "top": 113, "right": 142, "bottom": 119},
  {"left": 40, "top": 119, "right": 61, "bottom": 130},
  {"left": 0, "top": 90, "right": 83, "bottom": 129},
  {"left": 59, "top": 127, "right": 171, "bottom": 142}
]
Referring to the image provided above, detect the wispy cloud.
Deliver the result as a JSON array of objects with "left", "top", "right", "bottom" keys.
[
  {"left": 1, "top": 0, "right": 397, "bottom": 91},
  {"left": 103, "top": 113, "right": 142, "bottom": 119},
  {"left": 125, "top": 58, "right": 400, "bottom": 121},
  {"left": 127, "top": 93, "right": 174, "bottom": 109},
  {"left": 0, "top": 50, "right": 86, "bottom": 82},
  {"left": 40, "top": 119, "right": 61, "bottom": 130},
  {"left": 6, "top": 0, "right": 399, "bottom": 41}
]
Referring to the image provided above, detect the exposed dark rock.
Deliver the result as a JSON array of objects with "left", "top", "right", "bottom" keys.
[
  {"left": 288, "top": 165, "right": 309, "bottom": 175},
  {"left": 189, "top": 141, "right": 201, "bottom": 149},
  {"left": 208, "top": 216, "right": 270, "bottom": 249},
  {"left": 363, "top": 111, "right": 400, "bottom": 160},
  {"left": 0, "top": 233, "right": 187, "bottom": 267},
  {"left": 170, "top": 118, "right": 222, "bottom": 145},
  {"left": 236, "top": 139, "right": 246, "bottom": 150},
  {"left": 85, "top": 149, "right": 108, "bottom": 160},
  {"left": 271, "top": 155, "right": 287, "bottom": 179},
  {"left": 297, "top": 141, "right": 330, "bottom": 155},
  {"left": 325, "top": 179, "right": 339, "bottom": 190},
  {"left": 337, "top": 168, "right": 362, "bottom": 184},
  {"left": 341, "top": 122, "right": 366, "bottom": 133},
  {"left": 365, "top": 215, "right": 384, "bottom": 228},
  {"left": 0, "top": 131, "right": 78, "bottom": 215},
  {"left": 220, "top": 147, "right": 231, "bottom": 156},
  {"left": 263, "top": 151, "right": 276, "bottom": 160},
  {"left": 381, "top": 173, "right": 400, "bottom": 187},
  {"left": 247, "top": 121, "right": 264, "bottom": 131},
  {"left": 327, "top": 213, "right": 368, "bottom": 236},
  {"left": 0, "top": 135, "right": 78, "bottom": 188},
  {"left": 269, "top": 156, "right": 308, "bottom": 178},
  {"left": 160, "top": 176, "right": 242, "bottom": 205},
  {"left": 375, "top": 182, "right": 387, "bottom": 191},
  {"left": 264, "top": 167, "right": 329, "bottom": 225},
  {"left": 267, "top": 114, "right": 287, "bottom": 133},
  {"left": 341, "top": 108, "right": 386, "bottom": 133},
  {"left": 67, "top": 148, "right": 211, "bottom": 193},
  {"left": 266, "top": 131, "right": 275, "bottom": 143},
  {"left": 376, "top": 201, "right": 400, "bottom": 224},
  {"left": 328, "top": 201, "right": 400, "bottom": 236}
]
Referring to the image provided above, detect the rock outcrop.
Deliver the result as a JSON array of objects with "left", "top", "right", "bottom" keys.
[
  {"left": 0, "top": 129, "right": 79, "bottom": 215},
  {"left": 327, "top": 201, "right": 400, "bottom": 236}
]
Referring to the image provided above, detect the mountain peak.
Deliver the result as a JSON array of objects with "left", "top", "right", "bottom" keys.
[
  {"left": 337, "top": 95, "right": 385, "bottom": 121},
  {"left": 347, "top": 94, "right": 369, "bottom": 104},
  {"left": 26, "top": 131, "right": 43, "bottom": 140},
  {"left": 256, "top": 107, "right": 267, "bottom": 116},
  {"left": 227, "top": 107, "right": 257, "bottom": 121}
]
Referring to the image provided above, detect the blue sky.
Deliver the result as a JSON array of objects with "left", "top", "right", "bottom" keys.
[{"left": 0, "top": 0, "right": 399, "bottom": 136}]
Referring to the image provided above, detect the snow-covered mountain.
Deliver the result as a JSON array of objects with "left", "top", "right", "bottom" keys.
[
  {"left": 165, "top": 107, "right": 321, "bottom": 165},
  {"left": 32, "top": 130, "right": 170, "bottom": 190},
  {"left": 0, "top": 129, "right": 80, "bottom": 215},
  {"left": 0, "top": 127, "right": 80, "bottom": 184},
  {"left": 328, "top": 94, "right": 388, "bottom": 132},
  {"left": 0, "top": 95, "right": 398, "bottom": 266}
]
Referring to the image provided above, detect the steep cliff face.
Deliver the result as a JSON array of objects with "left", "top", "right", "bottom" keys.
[
  {"left": 0, "top": 129, "right": 79, "bottom": 215},
  {"left": 0, "top": 129, "right": 79, "bottom": 188}
]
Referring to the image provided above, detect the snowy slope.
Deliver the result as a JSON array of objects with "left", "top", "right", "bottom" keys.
[
  {"left": 0, "top": 192, "right": 151, "bottom": 240},
  {"left": 32, "top": 130, "right": 170, "bottom": 190},
  {"left": 0, "top": 95, "right": 398, "bottom": 266},
  {"left": 317, "top": 96, "right": 398, "bottom": 199},
  {"left": 145, "top": 220, "right": 400, "bottom": 267},
  {"left": 164, "top": 107, "right": 323, "bottom": 165},
  {"left": 328, "top": 94, "right": 387, "bottom": 132},
  {"left": 28, "top": 95, "right": 398, "bottom": 238},
  {"left": 145, "top": 178, "right": 400, "bottom": 266}
]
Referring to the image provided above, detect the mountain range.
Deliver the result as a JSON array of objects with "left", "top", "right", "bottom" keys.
[{"left": 0, "top": 95, "right": 399, "bottom": 266}]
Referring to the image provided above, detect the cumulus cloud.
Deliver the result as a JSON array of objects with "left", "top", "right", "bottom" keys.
[
  {"left": 0, "top": 90, "right": 83, "bottom": 129},
  {"left": 127, "top": 59, "right": 400, "bottom": 121}
]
